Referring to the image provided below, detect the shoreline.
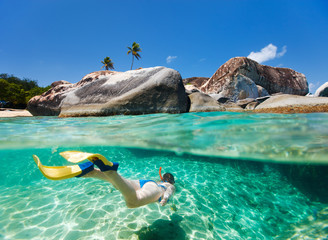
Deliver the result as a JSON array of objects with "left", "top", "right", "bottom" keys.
[{"left": 0, "top": 109, "right": 33, "bottom": 118}]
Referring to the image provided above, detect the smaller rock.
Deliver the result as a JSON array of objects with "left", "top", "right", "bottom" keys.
[
  {"left": 183, "top": 77, "right": 209, "bottom": 88},
  {"left": 238, "top": 90, "right": 248, "bottom": 100},
  {"left": 234, "top": 74, "right": 259, "bottom": 101},
  {"left": 257, "top": 85, "right": 269, "bottom": 97},
  {"left": 245, "top": 102, "right": 259, "bottom": 110},
  {"left": 188, "top": 92, "right": 225, "bottom": 112},
  {"left": 314, "top": 82, "right": 328, "bottom": 97},
  {"left": 217, "top": 97, "right": 230, "bottom": 104},
  {"left": 208, "top": 94, "right": 221, "bottom": 101},
  {"left": 256, "top": 96, "right": 271, "bottom": 103},
  {"left": 183, "top": 77, "right": 209, "bottom": 94},
  {"left": 185, "top": 85, "right": 200, "bottom": 95},
  {"left": 236, "top": 98, "right": 256, "bottom": 108},
  {"left": 223, "top": 102, "right": 244, "bottom": 112},
  {"left": 254, "top": 94, "right": 328, "bottom": 113},
  {"left": 205, "top": 74, "right": 259, "bottom": 102}
]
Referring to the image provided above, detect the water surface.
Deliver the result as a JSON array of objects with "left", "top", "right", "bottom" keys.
[{"left": 1, "top": 112, "right": 328, "bottom": 164}]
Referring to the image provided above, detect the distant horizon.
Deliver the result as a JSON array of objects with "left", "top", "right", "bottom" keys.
[{"left": 1, "top": 0, "right": 327, "bottom": 93}]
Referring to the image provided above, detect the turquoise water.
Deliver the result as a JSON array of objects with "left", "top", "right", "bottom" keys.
[{"left": 1, "top": 112, "right": 328, "bottom": 239}]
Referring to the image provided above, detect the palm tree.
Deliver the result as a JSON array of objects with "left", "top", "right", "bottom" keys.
[
  {"left": 127, "top": 42, "right": 142, "bottom": 70},
  {"left": 101, "top": 57, "right": 114, "bottom": 70}
]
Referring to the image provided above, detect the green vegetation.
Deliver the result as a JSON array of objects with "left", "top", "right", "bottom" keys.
[
  {"left": 127, "top": 42, "right": 142, "bottom": 70},
  {"left": 0, "top": 74, "right": 51, "bottom": 109},
  {"left": 101, "top": 57, "right": 114, "bottom": 70},
  {"left": 2, "top": 43, "right": 143, "bottom": 109}
]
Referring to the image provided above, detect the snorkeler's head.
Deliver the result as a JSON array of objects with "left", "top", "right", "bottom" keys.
[{"left": 163, "top": 173, "right": 175, "bottom": 184}]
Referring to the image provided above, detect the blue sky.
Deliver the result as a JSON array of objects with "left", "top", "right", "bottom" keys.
[{"left": 1, "top": 0, "right": 327, "bottom": 93}]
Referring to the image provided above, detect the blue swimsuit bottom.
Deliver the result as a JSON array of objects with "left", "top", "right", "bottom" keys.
[{"left": 139, "top": 180, "right": 168, "bottom": 202}]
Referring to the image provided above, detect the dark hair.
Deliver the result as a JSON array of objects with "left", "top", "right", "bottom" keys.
[{"left": 163, "top": 173, "right": 175, "bottom": 184}]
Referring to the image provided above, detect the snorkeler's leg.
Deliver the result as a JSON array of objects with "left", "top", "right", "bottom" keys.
[
  {"left": 81, "top": 169, "right": 111, "bottom": 182},
  {"left": 82, "top": 170, "right": 141, "bottom": 204},
  {"left": 101, "top": 171, "right": 163, "bottom": 208},
  {"left": 101, "top": 171, "right": 139, "bottom": 205},
  {"left": 82, "top": 169, "right": 140, "bottom": 190},
  {"left": 82, "top": 170, "right": 162, "bottom": 208}
]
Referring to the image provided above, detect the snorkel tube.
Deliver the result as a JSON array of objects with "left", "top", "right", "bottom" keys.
[{"left": 159, "top": 167, "right": 164, "bottom": 181}]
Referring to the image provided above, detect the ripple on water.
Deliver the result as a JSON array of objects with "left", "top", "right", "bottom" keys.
[{"left": 1, "top": 112, "right": 328, "bottom": 164}]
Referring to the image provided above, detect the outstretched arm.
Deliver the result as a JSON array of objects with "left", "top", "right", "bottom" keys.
[{"left": 160, "top": 184, "right": 176, "bottom": 206}]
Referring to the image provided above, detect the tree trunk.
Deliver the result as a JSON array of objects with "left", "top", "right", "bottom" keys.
[{"left": 130, "top": 55, "right": 134, "bottom": 70}]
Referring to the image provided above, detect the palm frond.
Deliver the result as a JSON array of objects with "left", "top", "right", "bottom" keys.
[
  {"left": 128, "top": 42, "right": 142, "bottom": 69},
  {"left": 101, "top": 56, "right": 114, "bottom": 70}
]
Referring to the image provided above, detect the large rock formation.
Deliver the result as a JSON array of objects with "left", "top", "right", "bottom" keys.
[
  {"left": 27, "top": 67, "right": 189, "bottom": 117},
  {"left": 200, "top": 57, "right": 308, "bottom": 102},
  {"left": 314, "top": 82, "right": 328, "bottom": 97}
]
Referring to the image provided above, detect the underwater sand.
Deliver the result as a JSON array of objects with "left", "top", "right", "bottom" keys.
[{"left": 1, "top": 112, "right": 328, "bottom": 239}]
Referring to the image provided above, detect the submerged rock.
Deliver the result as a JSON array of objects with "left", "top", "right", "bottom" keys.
[
  {"left": 314, "top": 82, "right": 328, "bottom": 97},
  {"left": 254, "top": 94, "right": 328, "bottom": 113},
  {"left": 27, "top": 67, "right": 189, "bottom": 117},
  {"left": 200, "top": 57, "right": 308, "bottom": 101}
]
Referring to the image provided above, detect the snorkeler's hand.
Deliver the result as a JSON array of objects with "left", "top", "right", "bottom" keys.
[{"left": 160, "top": 197, "right": 168, "bottom": 206}]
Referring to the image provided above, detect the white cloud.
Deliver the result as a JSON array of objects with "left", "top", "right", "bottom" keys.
[
  {"left": 277, "top": 45, "right": 287, "bottom": 58},
  {"left": 199, "top": 58, "right": 206, "bottom": 62},
  {"left": 247, "top": 44, "right": 287, "bottom": 63},
  {"left": 166, "top": 56, "right": 177, "bottom": 64}
]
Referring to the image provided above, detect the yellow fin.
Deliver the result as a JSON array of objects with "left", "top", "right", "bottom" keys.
[
  {"left": 60, "top": 151, "right": 113, "bottom": 167},
  {"left": 60, "top": 151, "right": 95, "bottom": 163},
  {"left": 33, "top": 155, "right": 82, "bottom": 180}
]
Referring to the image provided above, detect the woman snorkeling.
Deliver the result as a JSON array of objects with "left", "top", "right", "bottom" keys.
[{"left": 33, "top": 151, "right": 176, "bottom": 208}]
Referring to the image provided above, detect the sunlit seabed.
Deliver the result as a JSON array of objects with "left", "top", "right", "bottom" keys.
[{"left": 1, "top": 112, "right": 328, "bottom": 239}]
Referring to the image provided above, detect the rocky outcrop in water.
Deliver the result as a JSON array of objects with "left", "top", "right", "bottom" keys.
[
  {"left": 199, "top": 57, "right": 308, "bottom": 102},
  {"left": 27, "top": 67, "right": 189, "bottom": 117},
  {"left": 254, "top": 94, "right": 328, "bottom": 113},
  {"left": 314, "top": 82, "right": 328, "bottom": 97},
  {"left": 27, "top": 60, "right": 328, "bottom": 116}
]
